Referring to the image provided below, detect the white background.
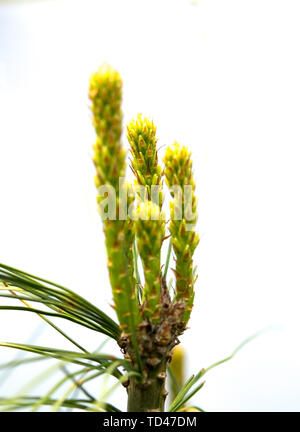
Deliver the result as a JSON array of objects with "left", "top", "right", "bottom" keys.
[{"left": 0, "top": 0, "right": 300, "bottom": 411}]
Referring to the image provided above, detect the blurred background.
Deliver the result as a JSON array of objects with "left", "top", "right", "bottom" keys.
[{"left": 1, "top": 0, "right": 300, "bottom": 411}]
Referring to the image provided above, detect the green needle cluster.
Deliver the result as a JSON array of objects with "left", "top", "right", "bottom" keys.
[
  {"left": 127, "top": 114, "right": 163, "bottom": 208},
  {"left": 89, "top": 64, "right": 140, "bottom": 337},
  {"left": 127, "top": 114, "right": 165, "bottom": 325},
  {"left": 135, "top": 202, "right": 165, "bottom": 324},
  {"left": 163, "top": 142, "right": 199, "bottom": 325},
  {"left": 89, "top": 63, "right": 126, "bottom": 191}
]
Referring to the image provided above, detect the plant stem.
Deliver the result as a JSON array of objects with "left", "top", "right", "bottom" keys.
[{"left": 127, "top": 360, "right": 167, "bottom": 412}]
